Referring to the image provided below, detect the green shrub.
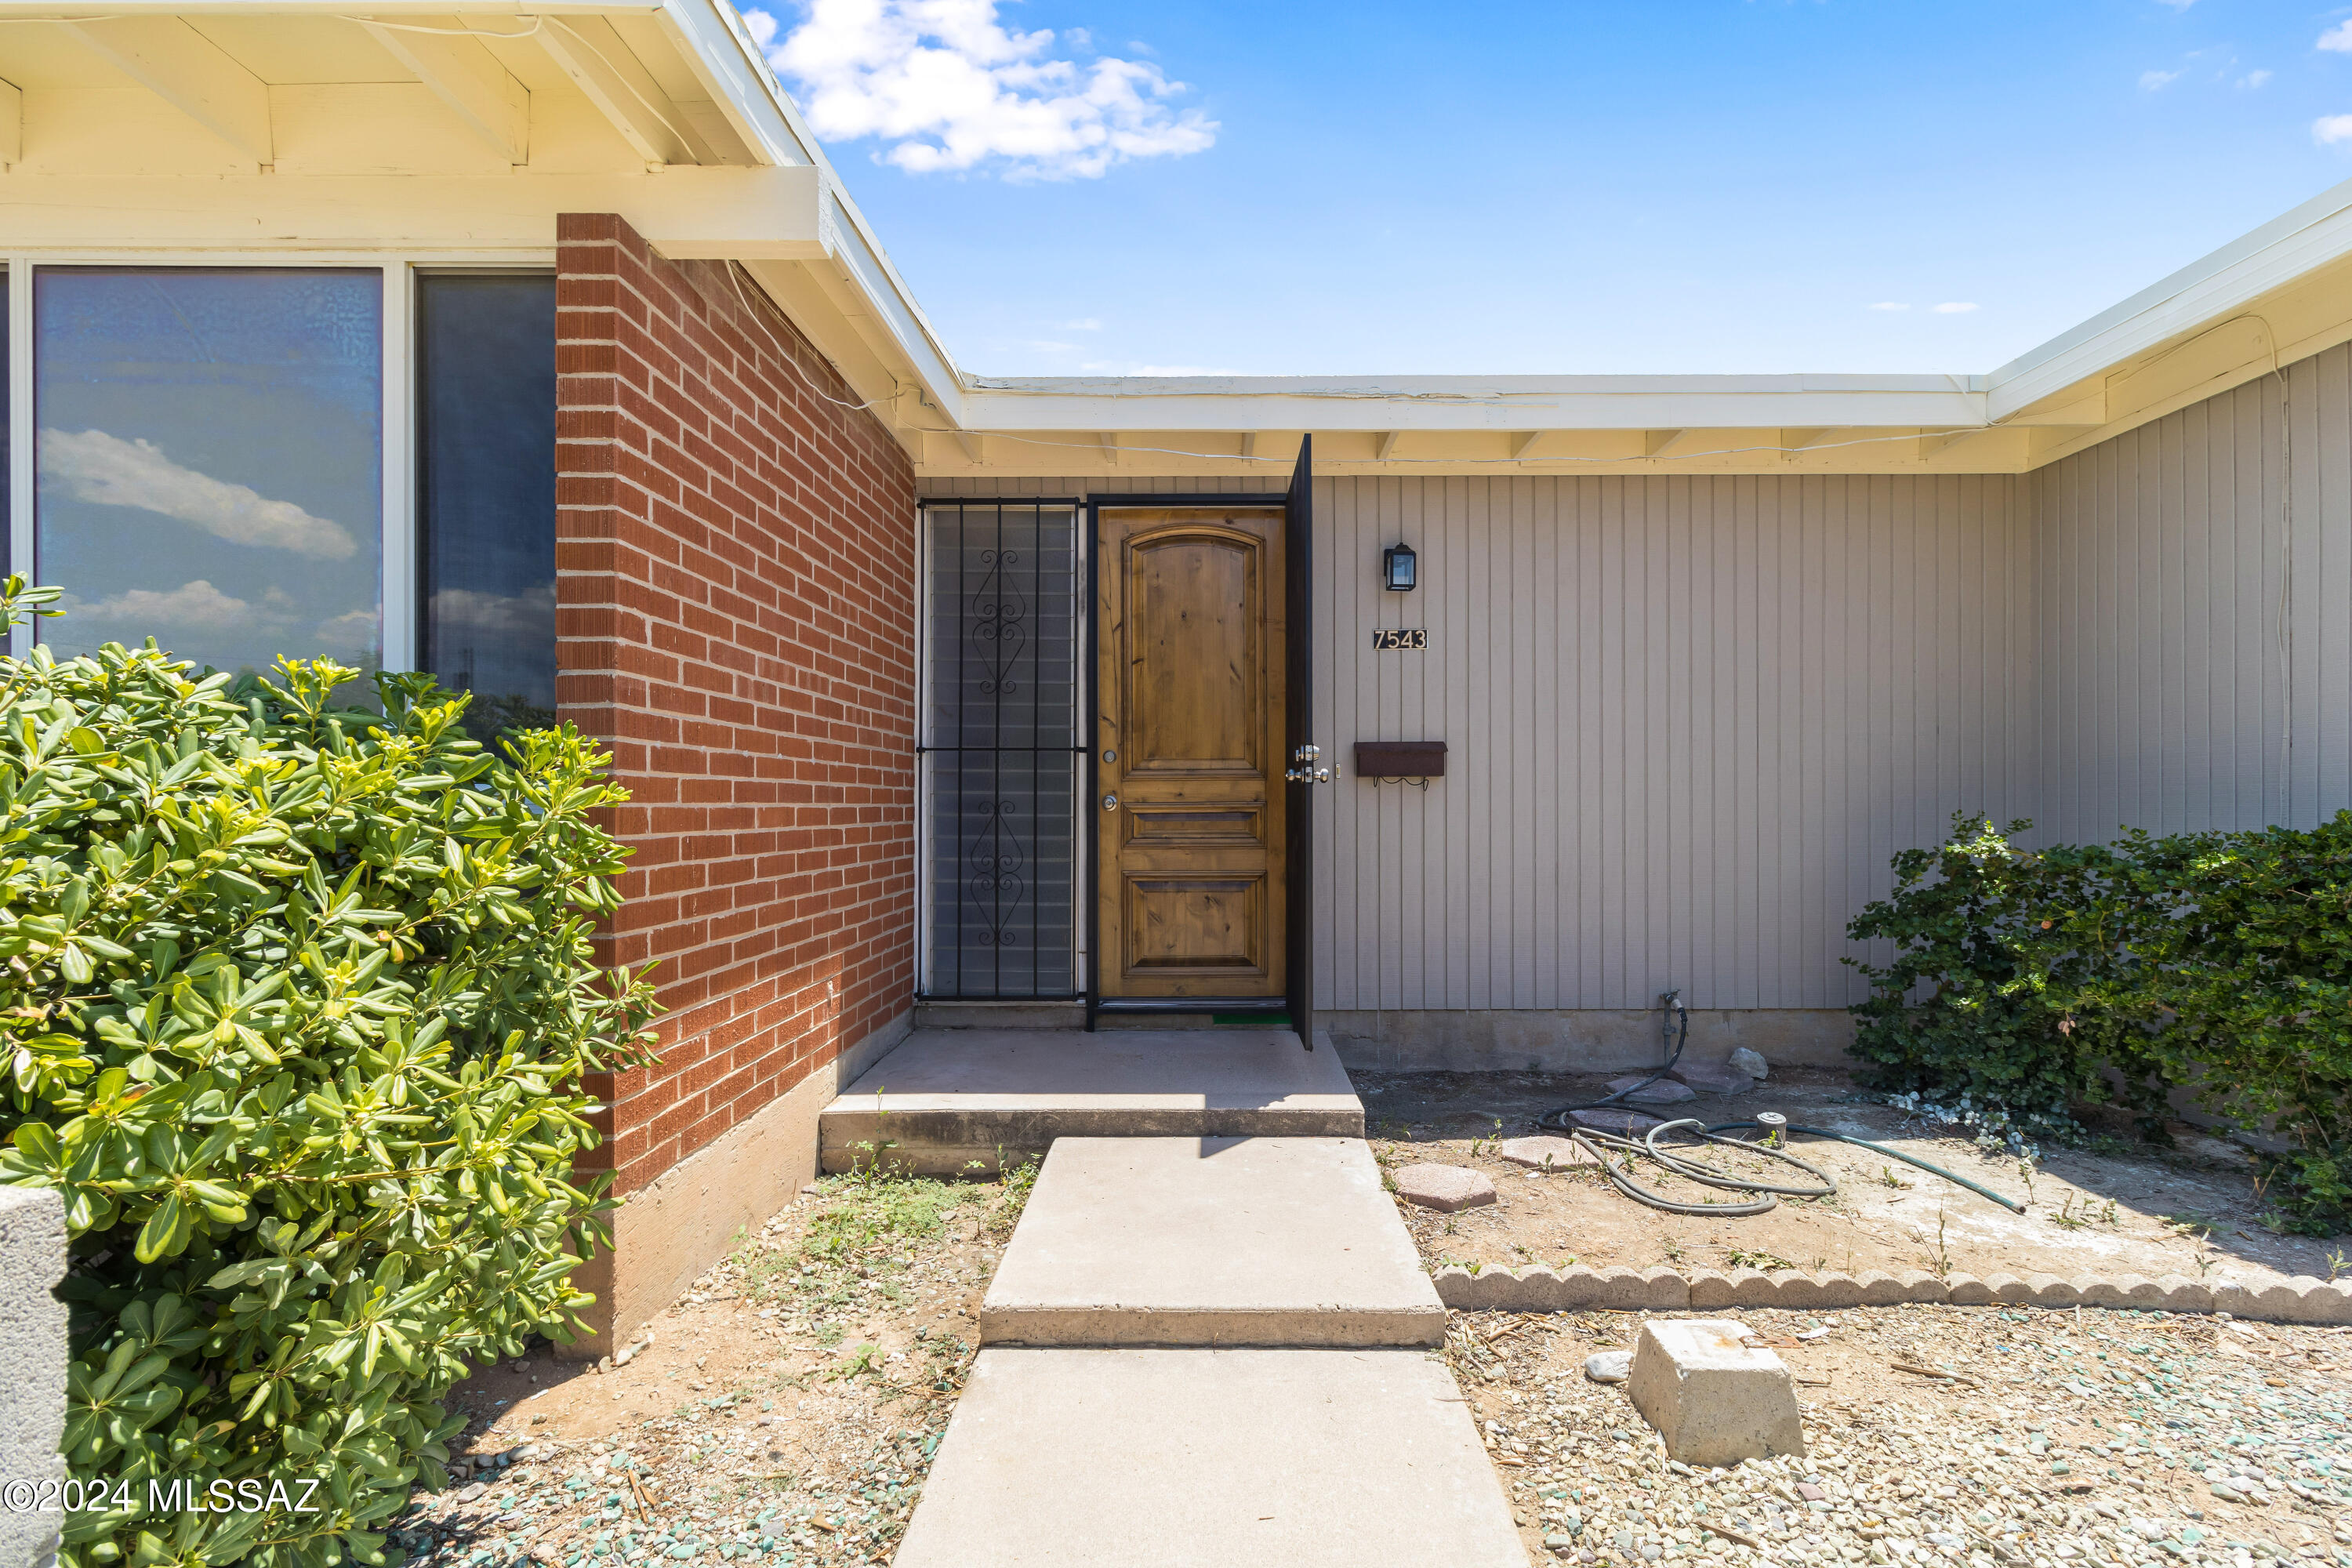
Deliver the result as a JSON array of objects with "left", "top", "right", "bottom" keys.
[
  {"left": 1847, "top": 809, "right": 2352, "bottom": 1232},
  {"left": 0, "top": 582, "right": 659, "bottom": 1567}
]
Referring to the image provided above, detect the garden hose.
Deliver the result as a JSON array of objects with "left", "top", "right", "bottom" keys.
[
  {"left": 1642, "top": 1118, "right": 1839, "bottom": 1198},
  {"left": 1566, "top": 1123, "right": 1781, "bottom": 1217},
  {"left": 1703, "top": 1120, "right": 2028, "bottom": 1215},
  {"left": 1535, "top": 988, "right": 1691, "bottom": 1132}
]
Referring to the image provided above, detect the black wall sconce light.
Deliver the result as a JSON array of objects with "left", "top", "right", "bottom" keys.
[{"left": 1381, "top": 542, "right": 1417, "bottom": 592}]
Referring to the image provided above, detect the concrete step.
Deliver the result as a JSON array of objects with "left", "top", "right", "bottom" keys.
[
  {"left": 982, "top": 1136, "right": 1443, "bottom": 1348},
  {"left": 818, "top": 1028, "right": 1363, "bottom": 1174},
  {"left": 892, "top": 1348, "right": 1530, "bottom": 1568}
]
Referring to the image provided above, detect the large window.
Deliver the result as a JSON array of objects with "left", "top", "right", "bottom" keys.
[
  {"left": 34, "top": 268, "right": 383, "bottom": 677},
  {"left": 416, "top": 274, "right": 557, "bottom": 744}
]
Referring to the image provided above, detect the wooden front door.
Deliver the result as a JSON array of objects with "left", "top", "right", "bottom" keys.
[{"left": 1095, "top": 508, "right": 1287, "bottom": 999}]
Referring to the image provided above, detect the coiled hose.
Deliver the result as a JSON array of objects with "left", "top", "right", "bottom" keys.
[{"left": 1567, "top": 1117, "right": 1838, "bottom": 1217}]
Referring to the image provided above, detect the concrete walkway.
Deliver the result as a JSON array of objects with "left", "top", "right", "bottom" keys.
[
  {"left": 882, "top": 1121, "right": 1528, "bottom": 1566},
  {"left": 818, "top": 1028, "right": 1361, "bottom": 1174}
]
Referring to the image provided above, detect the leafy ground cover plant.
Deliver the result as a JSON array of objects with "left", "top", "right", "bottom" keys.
[
  {"left": 1848, "top": 809, "right": 2352, "bottom": 1234},
  {"left": 0, "top": 581, "right": 659, "bottom": 1567}
]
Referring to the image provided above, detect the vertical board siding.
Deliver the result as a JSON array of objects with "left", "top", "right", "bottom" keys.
[
  {"left": 924, "top": 472, "right": 2034, "bottom": 1013},
  {"left": 926, "top": 350, "right": 2350, "bottom": 1016},
  {"left": 2030, "top": 343, "right": 2352, "bottom": 844}
]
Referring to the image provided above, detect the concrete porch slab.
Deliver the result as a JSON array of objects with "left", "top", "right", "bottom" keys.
[
  {"left": 818, "top": 1028, "right": 1363, "bottom": 1174},
  {"left": 982, "top": 1137, "right": 1444, "bottom": 1347},
  {"left": 892, "top": 1347, "right": 1529, "bottom": 1568}
]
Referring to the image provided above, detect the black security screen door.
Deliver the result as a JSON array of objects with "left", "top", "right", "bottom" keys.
[
  {"left": 917, "top": 503, "right": 1083, "bottom": 999},
  {"left": 1284, "top": 437, "right": 1316, "bottom": 1046}
]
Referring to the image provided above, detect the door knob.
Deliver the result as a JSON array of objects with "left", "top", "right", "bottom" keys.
[{"left": 1102, "top": 793, "right": 1120, "bottom": 811}]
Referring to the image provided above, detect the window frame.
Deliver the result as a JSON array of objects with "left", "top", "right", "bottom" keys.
[{"left": 0, "top": 249, "right": 557, "bottom": 665}]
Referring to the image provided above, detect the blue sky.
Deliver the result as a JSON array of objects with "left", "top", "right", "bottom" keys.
[{"left": 742, "top": 1, "right": 2352, "bottom": 376}]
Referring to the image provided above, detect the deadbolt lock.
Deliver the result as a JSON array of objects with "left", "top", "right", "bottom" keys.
[
  {"left": 1102, "top": 793, "right": 1120, "bottom": 811},
  {"left": 1284, "top": 743, "right": 1334, "bottom": 786}
]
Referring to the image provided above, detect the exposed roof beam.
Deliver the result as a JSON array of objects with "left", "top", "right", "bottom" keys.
[
  {"left": 1644, "top": 428, "right": 1696, "bottom": 459},
  {"left": 1238, "top": 432, "right": 1257, "bottom": 459},
  {"left": 358, "top": 18, "right": 527, "bottom": 165},
  {"left": 1509, "top": 431, "right": 1545, "bottom": 459},
  {"left": 1779, "top": 427, "right": 1836, "bottom": 456},
  {"left": 0, "top": 75, "right": 18, "bottom": 166},
  {"left": 64, "top": 17, "right": 270, "bottom": 169},
  {"left": 1376, "top": 430, "right": 1402, "bottom": 460},
  {"left": 539, "top": 14, "right": 708, "bottom": 166},
  {"left": 1095, "top": 432, "right": 1120, "bottom": 466}
]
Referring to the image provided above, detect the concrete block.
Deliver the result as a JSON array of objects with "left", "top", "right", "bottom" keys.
[
  {"left": 1944, "top": 1273, "right": 1994, "bottom": 1305},
  {"left": 1672, "top": 1062, "right": 1758, "bottom": 1097},
  {"left": 1726, "top": 1269, "right": 1780, "bottom": 1308},
  {"left": 1637, "top": 1266, "right": 1692, "bottom": 1310},
  {"left": 1, "top": 1185, "right": 67, "bottom": 1568},
  {"left": 2222, "top": 1276, "right": 2343, "bottom": 1323},
  {"left": 2023, "top": 1273, "right": 2079, "bottom": 1306},
  {"left": 1626, "top": 1319, "right": 1806, "bottom": 1467},
  {"left": 1855, "top": 1270, "right": 1918, "bottom": 1306},
  {"left": 1775, "top": 1273, "right": 1864, "bottom": 1309},
  {"left": 1432, "top": 1264, "right": 1482, "bottom": 1308},
  {"left": 1392, "top": 1163, "right": 1497, "bottom": 1213},
  {"left": 2074, "top": 1275, "right": 2168, "bottom": 1312},
  {"left": 2152, "top": 1276, "right": 2214, "bottom": 1313},
  {"left": 1889, "top": 1270, "right": 1948, "bottom": 1305},
  {"left": 1686, "top": 1269, "right": 1736, "bottom": 1308},
  {"left": 895, "top": 1348, "right": 1527, "bottom": 1568},
  {"left": 1569, "top": 1108, "right": 1665, "bottom": 1137},
  {"left": 1496, "top": 1135, "right": 1596, "bottom": 1171},
  {"left": 981, "top": 1138, "right": 1444, "bottom": 1348},
  {"left": 1608, "top": 1075, "right": 1697, "bottom": 1105}
]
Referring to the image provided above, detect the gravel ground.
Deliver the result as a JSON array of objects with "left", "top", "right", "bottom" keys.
[
  {"left": 1453, "top": 1303, "right": 2352, "bottom": 1568},
  {"left": 377, "top": 1163, "right": 1033, "bottom": 1568}
]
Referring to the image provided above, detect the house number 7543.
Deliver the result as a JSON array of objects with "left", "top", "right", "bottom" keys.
[{"left": 1370, "top": 629, "right": 1428, "bottom": 651}]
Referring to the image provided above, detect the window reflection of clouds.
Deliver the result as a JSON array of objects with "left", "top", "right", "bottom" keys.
[{"left": 34, "top": 269, "right": 382, "bottom": 679}]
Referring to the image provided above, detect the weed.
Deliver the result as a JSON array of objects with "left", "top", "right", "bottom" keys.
[
  {"left": 1912, "top": 1206, "right": 1954, "bottom": 1280},
  {"left": 1880, "top": 1166, "right": 1915, "bottom": 1190},
  {"left": 1470, "top": 1117, "right": 1505, "bottom": 1157},
  {"left": 2016, "top": 1158, "right": 2037, "bottom": 1207},
  {"left": 2332, "top": 1250, "right": 2351, "bottom": 1283},
  {"left": 2163, "top": 1210, "right": 2219, "bottom": 1240},
  {"left": 832, "top": 1342, "right": 883, "bottom": 1381},
  {"left": 2102, "top": 1198, "right": 2120, "bottom": 1228},
  {"left": 1726, "top": 1248, "right": 1800, "bottom": 1272},
  {"left": 2051, "top": 1191, "right": 2089, "bottom": 1231},
  {"left": 1661, "top": 1236, "right": 1687, "bottom": 1265}
]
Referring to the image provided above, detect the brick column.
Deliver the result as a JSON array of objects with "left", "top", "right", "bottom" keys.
[{"left": 553, "top": 213, "right": 917, "bottom": 1350}]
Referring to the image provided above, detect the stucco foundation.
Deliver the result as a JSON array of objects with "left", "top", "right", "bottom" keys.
[
  {"left": 559, "top": 1011, "right": 909, "bottom": 1359},
  {"left": 1323, "top": 1009, "right": 1857, "bottom": 1074}
]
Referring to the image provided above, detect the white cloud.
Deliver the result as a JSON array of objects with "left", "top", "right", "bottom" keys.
[
  {"left": 1867, "top": 301, "right": 1910, "bottom": 312},
  {"left": 78, "top": 579, "right": 260, "bottom": 636},
  {"left": 429, "top": 583, "right": 557, "bottom": 641},
  {"left": 2316, "top": 114, "right": 2352, "bottom": 144},
  {"left": 2139, "top": 68, "right": 2183, "bottom": 90},
  {"left": 749, "top": 0, "right": 1216, "bottom": 180},
  {"left": 314, "top": 608, "right": 380, "bottom": 650},
  {"left": 1932, "top": 302, "right": 1980, "bottom": 314},
  {"left": 1060, "top": 318, "right": 1103, "bottom": 331},
  {"left": 2321, "top": 20, "right": 2352, "bottom": 52},
  {"left": 2238, "top": 68, "right": 2272, "bottom": 88},
  {"left": 2153, "top": 0, "right": 2194, "bottom": 9},
  {"left": 38, "top": 428, "right": 357, "bottom": 559}
]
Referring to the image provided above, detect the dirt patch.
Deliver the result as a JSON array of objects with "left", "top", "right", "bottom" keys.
[
  {"left": 1446, "top": 1301, "right": 2352, "bottom": 1567},
  {"left": 1361, "top": 1068, "right": 2346, "bottom": 1287},
  {"left": 382, "top": 1163, "right": 1032, "bottom": 1568}
]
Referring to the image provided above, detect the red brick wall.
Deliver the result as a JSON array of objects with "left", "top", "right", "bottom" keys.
[{"left": 554, "top": 212, "right": 916, "bottom": 1197}]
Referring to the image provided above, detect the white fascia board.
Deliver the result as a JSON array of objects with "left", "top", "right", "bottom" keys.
[
  {"left": 956, "top": 374, "right": 1986, "bottom": 434},
  {"left": 1985, "top": 172, "right": 2352, "bottom": 421},
  {"left": 650, "top": 0, "right": 968, "bottom": 418},
  {"left": 0, "top": 0, "right": 657, "bottom": 10},
  {"left": 0, "top": 168, "right": 825, "bottom": 255}
]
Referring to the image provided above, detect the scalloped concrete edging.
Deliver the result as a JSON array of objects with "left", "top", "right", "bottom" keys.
[{"left": 1430, "top": 1263, "right": 2352, "bottom": 1323}]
